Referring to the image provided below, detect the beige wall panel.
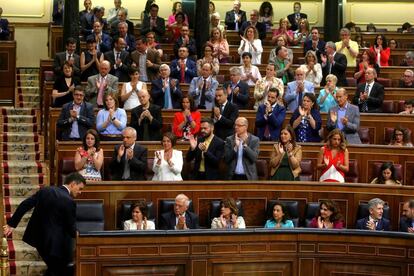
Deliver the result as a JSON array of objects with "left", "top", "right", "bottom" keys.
[
  {"left": 0, "top": 0, "right": 50, "bottom": 23},
  {"left": 14, "top": 27, "right": 49, "bottom": 67}
]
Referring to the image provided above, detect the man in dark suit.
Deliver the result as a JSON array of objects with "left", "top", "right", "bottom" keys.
[
  {"left": 159, "top": 194, "right": 199, "bottom": 230},
  {"left": 212, "top": 87, "right": 239, "bottom": 141},
  {"left": 223, "top": 66, "right": 249, "bottom": 110},
  {"left": 304, "top": 27, "right": 326, "bottom": 63},
  {"left": 170, "top": 46, "right": 197, "bottom": 84},
  {"left": 130, "top": 36, "right": 161, "bottom": 82},
  {"left": 109, "top": 8, "right": 134, "bottom": 36},
  {"left": 0, "top": 7, "right": 10, "bottom": 40},
  {"left": 187, "top": 118, "right": 225, "bottom": 180},
  {"left": 57, "top": 86, "right": 95, "bottom": 141},
  {"left": 352, "top": 68, "right": 384, "bottom": 113},
  {"left": 81, "top": 6, "right": 108, "bottom": 37},
  {"left": 53, "top": 37, "right": 81, "bottom": 77},
  {"left": 321, "top": 41, "right": 347, "bottom": 87},
  {"left": 115, "top": 21, "right": 135, "bottom": 53},
  {"left": 141, "top": 3, "right": 166, "bottom": 42},
  {"left": 4, "top": 172, "right": 86, "bottom": 276},
  {"left": 225, "top": 0, "right": 247, "bottom": 31},
  {"left": 130, "top": 90, "right": 163, "bottom": 141},
  {"left": 173, "top": 25, "right": 197, "bottom": 59},
  {"left": 110, "top": 127, "right": 147, "bottom": 180},
  {"left": 400, "top": 200, "right": 414, "bottom": 233},
  {"left": 239, "top": 9, "right": 266, "bottom": 40},
  {"left": 356, "top": 198, "right": 390, "bottom": 231},
  {"left": 86, "top": 21, "right": 112, "bottom": 53},
  {"left": 78, "top": 0, "right": 92, "bottom": 26},
  {"left": 287, "top": 1, "right": 307, "bottom": 31},
  {"left": 104, "top": 37, "right": 131, "bottom": 82},
  {"left": 255, "top": 88, "right": 286, "bottom": 141},
  {"left": 151, "top": 64, "right": 182, "bottom": 109}
]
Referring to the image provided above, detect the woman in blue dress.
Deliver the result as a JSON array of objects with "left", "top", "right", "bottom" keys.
[{"left": 264, "top": 201, "right": 294, "bottom": 228}]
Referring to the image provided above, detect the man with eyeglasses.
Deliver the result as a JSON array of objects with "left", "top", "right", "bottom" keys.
[
  {"left": 103, "top": 36, "right": 131, "bottom": 82},
  {"left": 399, "top": 69, "right": 414, "bottom": 88},
  {"left": 239, "top": 9, "right": 266, "bottom": 40},
  {"left": 170, "top": 46, "right": 197, "bottom": 84},
  {"left": 159, "top": 194, "right": 199, "bottom": 230},
  {"left": 335, "top": 28, "right": 359, "bottom": 67},
  {"left": 304, "top": 27, "right": 325, "bottom": 63},
  {"left": 173, "top": 25, "right": 197, "bottom": 60}
]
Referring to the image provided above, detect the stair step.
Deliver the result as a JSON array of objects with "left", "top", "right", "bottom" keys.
[
  {"left": 1, "top": 143, "right": 41, "bottom": 152},
  {"left": 11, "top": 260, "right": 46, "bottom": 276},
  {"left": 2, "top": 152, "right": 43, "bottom": 161},
  {"left": 2, "top": 161, "right": 47, "bottom": 174},
  {"left": 0, "top": 133, "right": 41, "bottom": 143},
  {"left": 16, "top": 102, "right": 41, "bottom": 109},
  {"left": 3, "top": 184, "right": 42, "bottom": 197},
  {"left": 17, "top": 68, "right": 39, "bottom": 74},
  {"left": 17, "top": 80, "right": 39, "bottom": 86},
  {"left": 0, "top": 124, "right": 39, "bottom": 133},
  {"left": 8, "top": 240, "right": 41, "bottom": 262},
  {"left": 0, "top": 108, "right": 36, "bottom": 116},
  {"left": 18, "top": 94, "right": 41, "bottom": 102},
  {"left": 2, "top": 174, "right": 48, "bottom": 185},
  {"left": 0, "top": 115, "right": 37, "bottom": 124}
]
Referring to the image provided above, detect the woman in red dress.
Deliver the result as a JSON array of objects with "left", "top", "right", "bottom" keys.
[{"left": 172, "top": 95, "right": 201, "bottom": 140}]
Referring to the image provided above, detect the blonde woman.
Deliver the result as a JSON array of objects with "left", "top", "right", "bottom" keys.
[
  {"left": 237, "top": 26, "right": 263, "bottom": 65},
  {"left": 207, "top": 27, "right": 230, "bottom": 63},
  {"left": 299, "top": 50, "right": 323, "bottom": 87}
]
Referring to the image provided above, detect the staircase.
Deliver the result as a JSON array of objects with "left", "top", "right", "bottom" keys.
[{"left": 1, "top": 68, "right": 48, "bottom": 275}]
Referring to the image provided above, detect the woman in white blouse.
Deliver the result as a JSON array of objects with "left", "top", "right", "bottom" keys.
[
  {"left": 211, "top": 198, "right": 246, "bottom": 229},
  {"left": 299, "top": 50, "right": 323, "bottom": 87},
  {"left": 120, "top": 67, "right": 147, "bottom": 111},
  {"left": 238, "top": 26, "right": 263, "bottom": 65},
  {"left": 239, "top": 52, "right": 262, "bottom": 86},
  {"left": 152, "top": 132, "right": 183, "bottom": 181},
  {"left": 123, "top": 201, "right": 156, "bottom": 230}
]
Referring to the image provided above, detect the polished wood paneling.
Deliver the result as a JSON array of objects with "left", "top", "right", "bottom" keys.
[{"left": 0, "top": 41, "right": 16, "bottom": 105}]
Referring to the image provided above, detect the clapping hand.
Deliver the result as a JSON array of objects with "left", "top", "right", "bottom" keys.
[
  {"left": 366, "top": 219, "right": 376, "bottom": 230},
  {"left": 117, "top": 144, "right": 125, "bottom": 158},
  {"left": 323, "top": 156, "right": 330, "bottom": 167},
  {"left": 213, "top": 106, "right": 220, "bottom": 118},
  {"left": 299, "top": 106, "right": 306, "bottom": 116},
  {"left": 188, "top": 134, "right": 197, "bottom": 150},
  {"left": 126, "top": 147, "right": 133, "bottom": 160},
  {"left": 330, "top": 110, "right": 337, "bottom": 122},
  {"left": 198, "top": 142, "right": 207, "bottom": 152},
  {"left": 277, "top": 143, "right": 285, "bottom": 154},
  {"left": 341, "top": 116, "right": 348, "bottom": 125}
]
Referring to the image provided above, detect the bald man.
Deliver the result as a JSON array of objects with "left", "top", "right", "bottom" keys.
[{"left": 352, "top": 67, "right": 384, "bottom": 113}]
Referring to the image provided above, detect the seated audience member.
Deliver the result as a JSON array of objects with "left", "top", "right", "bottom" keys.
[
  {"left": 287, "top": 1, "right": 307, "bottom": 31},
  {"left": 109, "top": 8, "right": 134, "bottom": 37},
  {"left": 400, "top": 200, "right": 414, "bottom": 233},
  {"left": 371, "top": 162, "right": 402, "bottom": 185},
  {"left": 309, "top": 200, "right": 345, "bottom": 229},
  {"left": 356, "top": 198, "right": 390, "bottom": 231},
  {"left": 141, "top": 0, "right": 155, "bottom": 20},
  {"left": 120, "top": 67, "right": 147, "bottom": 111},
  {"left": 304, "top": 27, "right": 326, "bottom": 63},
  {"left": 224, "top": 117, "right": 259, "bottom": 180},
  {"left": 168, "top": 12, "right": 187, "bottom": 43},
  {"left": 74, "top": 129, "right": 103, "bottom": 181},
  {"left": 317, "top": 129, "right": 349, "bottom": 183},
  {"left": 285, "top": 68, "right": 315, "bottom": 112},
  {"left": 130, "top": 90, "right": 162, "bottom": 141},
  {"left": 352, "top": 68, "right": 384, "bottom": 113},
  {"left": 321, "top": 41, "right": 347, "bottom": 87},
  {"left": 110, "top": 127, "right": 147, "bottom": 180},
  {"left": 79, "top": 0, "right": 93, "bottom": 27},
  {"left": 86, "top": 21, "right": 112, "bottom": 54},
  {"left": 85, "top": 60, "right": 119, "bottom": 107},
  {"left": 80, "top": 37, "right": 105, "bottom": 82},
  {"left": 130, "top": 36, "right": 161, "bottom": 82},
  {"left": 81, "top": 6, "right": 107, "bottom": 38},
  {"left": 209, "top": 12, "right": 225, "bottom": 34},
  {"left": 115, "top": 21, "right": 135, "bottom": 53},
  {"left": 52, "top": 62, "right": 80, "bottom": 108},
  {"left": 151, "top": 64, "right": 182, "bottom": 109},
  {"left": 271, "top": 36, "right": 294, "bottom": 64},
  {"left": 104, "top": 37, "right": 131, "bottom": 82},
  {"left": 223, "top": 67, "right": 249, "bottom": 110},
  {"left": 96, "top": 92, "right": 127, "bottom": 140},
  {"left": 145, "top": 32, "right": 163, "bottom": 58},
  {"left": 400, "top": 51, "right": 414, "bottom": 67},
  {"left": 170, "top": 46, "right": 198, "bottom": 84},
  {"left": 354, "top": 34, "right": 367, "bottom": 48},
  {"left": 159, "top": 194, "right": 199, "bottom": 230},
  {"left": 224, "top": 0, "right": 247, "bottom": 31},
  {"left": 354, "top": 50, "right": 380, "bottom": 85},
  {"left": 0, "top": 7, "right": 10, "bottom": 40},
  {"left": 239, "top": 52, "right": 262, "bottom": 87},
  {"left": 207, "top": 27, "right": 229, "bottom": 63},
  {"left": 399, "top": 69, "right": 414, "bottom": 88},
  {"left": 197, "top": 44, "right": 220, "bottom": 76},
  {"left": 173, "top": 96, "right": 201, "bottom": 140},
  {"left": 239, "top": 9, "right": 266, "bottom": 40},
  {"left": 57, "top": 86, "right": 95, "bottom": 141},
  {"left": 327, "top": 88, "right": 361, "bottom": 144},
  {"left": 107, "top": 0, "right": 128, "bottom": 25},
  {"left": 124, "top": 201, "right": 155, "bottom": 230},
  {"left": 209, "top": 1, "right": 217, "bottom": 19},
  {"left": 187, "top": 118, "right": 225, "bottom": 180},
  {"left": 270, "top": 45, "right": 293, "bottom": 85},
  {"left": 299, "top": 50, "right": 323, "bottom": 87},
  {"left": 272, "top": 18, "right": 294, "bottom": 46},
  {"left": 317, "top": 74, "right": 338, "bottom": 113},
  {"left": 290, "top": 93, "right": 321, "bottom": 142},
  {"left": 258, "top": 1, "right": 273, "bottom": 31},
  {"left": 211, "top": 198, "right": 246, "bottom": 229},
  {"left": 401, "top": 22, "right": 412, "bottom": 33},
  {"left": 173, "top": 25, "right": 197, "bottom": 59},
  {"left": 293, "top": 18, "right": 310, "bottom": 45},
  {"left": 53, "top": 37, "right": 80, "bottom": 78},
  {"left": 152, "top": 132, "right": 183, "bottom": 181},
  {"left": 389, "top": 127, "right": 413, "bottom": 147},
  {"left": 388, "top": 38, "right": 398, "bottom": 50},
  {"left": 399, "top": 100, "right": 414, "bottom": 115},
  {"left": 212, "top": 87, "right": 239, "bottom": 141},
  {"left": 265, "top": 201, "right": 294, "bottom": 228},
  {"left": 370, "top": 34, "right": 390, "bottom": 67},
  {"left": 167, "top": 1, "right": 188, "bottom": 27},
  {"left": 335, "top": 28, "right": 359, "bottom": 67},
  {"left": 141, "top": 4, "right": 166, "bottom": 42},
  {"left": 189, "top": 63, "right": 219, "bottom": 110},
  {"left": 238, "top": 26, "right": 263, "bottom": 65},
  {"left": 269, "top": 126, "right": 302, "bottom": 181},
  {"left": 254, "top": 64, "right": 284, "bottom": 110},
  {"left": 255, "top": 88, "right": 286, "bottom": 141},
  {"left": 366, "top": 23, "right": 376, "bottom": 32}
]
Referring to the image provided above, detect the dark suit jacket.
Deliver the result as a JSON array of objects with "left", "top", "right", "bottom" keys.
[
  {"left": 86, "top": 33, "right": 112, "bottom": 53},
  {"left": 7, "top": 186, "right": 76, "bottom": 262},
  {"left": 239, "top": 21, "right": 267, "bottom": 40},
  {"left": 173, "top": 37, "right": 197, "bottom": 58},
  {"left": 159, "top": 210, "right": 199, "bottom": 230},
  {"left": 0, "top": 18, "right": 10, "bottom": 40},
  {"left": 223, "top": 81, "right": 249, "bottom": 110},
  {"left": 130, "top": 104, "right": 163, "bottom": 141},
  {"left": 150, "top": 78, "right": 182, "bottom": 109},
  {"left": 287, "top": 13, "right": 307, "bottom": 31},
  {"left": 212, "top": 102, "right": 239, "bottom": 141},
  {"left": 322, "top": 52, "right": 348, "bottom": 87},
  {"left": 104, "top": 50, "right": 131, "bottom": 82},
  {"left": 141, "top": 16, "right": 166, "bottom": 41},
  {"left": 186, "top": 135, "right": 225, "bottom": 180},
  {"left": 352, "top": 82, "right": 384, "bottom": 113},
  {"left": 255, "top": 104, "right": 286, "bottom": 141},
  {"left": 399, "top": 216, "right": 413, "bottom": 232},
  {"left": 170, "top": 58, "right": 198, "bottom": 84},
  {"left": 81, "top": 15, "right": 108, "bottom": 37},
  {"left": 110, "top": 19, "right": 134, "bottom": 36},
  {"left": 118, "top": 33, "right": 136, "bottom": 53},
  {"left": 110, "top": 143, "right": 147, "bottom": 180},
  {"left": 56, "top": 101, "right": 95, "bottom": 140},
  {"left": 356, "top": 217, "right": 390, "bottom": 231},
  {"left": 53, "top": 51, "right": 81, "bottom": 77},
  {"left": 304, "top": 39, "right": 326, "bottom": 63},
  {"left": 224, "top": 10, "right": 247, "bottom": 31},
  {"left": 130, "top": 48, "right": 161, "bottom": 81}
]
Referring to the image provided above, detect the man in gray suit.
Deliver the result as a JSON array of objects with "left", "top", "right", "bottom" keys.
[
  {"left": 85, "top": 60, "right": 119, "bottom": 107},
  {"left": 53, "top": 37, "right": 80, "bottom": 78},
  {"left": 224, "top": 117, "right": 259, "bottom": 180},
  {"left": 327, "top": 88, "right": 361, "bottom": 144}
]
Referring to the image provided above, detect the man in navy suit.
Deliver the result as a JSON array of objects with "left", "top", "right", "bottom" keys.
[
  {"left": 104, "top": 37, "right": 131, "bottom": 82},
  {"left": 115, "top": 21, "right": 135, "bottom": 53},
  {"left": 151, "top": 64, "right": 182, "bottom": 109},
  {"left": 225, "top": 0, "right": 247, "bottom": 31},
  {"left": 212, "top": 87, "right": 239, "bottom": 141},
  {"left": 173, "top": 25, "right": 197, "bottom": 59},
  {"left": 4, "top": 172, "right": 86, "bottom": 276},
  {"left": 170, "top": 46, "right": 197, "bottom": 84},
  {"left": 187, "top": 118, "right": 225, "bottom": 180},
  {"left": 159, "top": 194, "right": 199, "bottom": 230},
  {"left": 356, "top": 198, "right": 390, "bottom": 231},
  {"left": 287, "top": 2, "right": 307, "bottom": 31},
  {"left": 53, "top": 37, "right": 81, "bottom": 77},
  {"left": 400, "top": 200, "right": 414, "bottom": 233},
  {"left": 141, "top": 4, "right": 166, "bottom": 42},
  {"left": 304, "top": 27, "right": 326, "bottom": 63},
  {"left": 223, "top": 67, "right": 249, "bottom": 110},
  {"left": 109, "top": 8, "right": 134, "bottom": 37},
  {"left": 0, "top": 7, "right": 10, "bottom": 40},
  {"left": 87, "top": 21, "right": 112, "bottom": 53},
  {"left": 321, "top": 41, "right": 348, "bottom": 87},
  {"left": 255, "top": 88, "right": 286, "bottom": 141},
  {"left": 352, "top": 68, "right": 384, "bottom": 113},
  {"left": 239, "top": 9, "right": 266, "bottom": 40}
]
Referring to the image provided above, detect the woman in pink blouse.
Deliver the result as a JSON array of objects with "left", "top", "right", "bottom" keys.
[
  {"left": 272, "top": 18, "right": 294, "bottom": 46},
  {"left": 207, "top": 27, "right": 230, "bottom": 63}
]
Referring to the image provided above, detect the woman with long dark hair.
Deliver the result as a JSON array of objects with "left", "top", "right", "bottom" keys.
[
  {"left": 370, "top": 34, "right": 390, "bottom": 67},
  {"left": 309, "top": 200, "right": 345, "bottom": 229}
]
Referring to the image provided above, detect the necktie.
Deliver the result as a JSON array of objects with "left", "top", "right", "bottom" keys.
[
  {"left": 97, "top": 76, "right": 105, "bottom": 106},
  {"left": 362, "top": 84, "right": 369, "bottom": 112},
  {"left": 298, "top": 90, "right": 303, "bottom": 107},
  {"left": 180, "top": 62, "right": 185, "bottom": 83},
  {"left": 122, "top": 151, "right": 130, "bottom": 180},
  {"left": 116, "top": 52, "right": 120, "bottom": 60},
  {"left": 199, "top": 79, "right": 207, "bottom": 109},
  {"left": 220, "top": 104, "right": 225, "bottom": 114},
  {"left": 163, "top": 80, "right": 171, "bottom": 109},
  {"left": 68, "top": 54, "right": 72, "bottom": 61}
]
